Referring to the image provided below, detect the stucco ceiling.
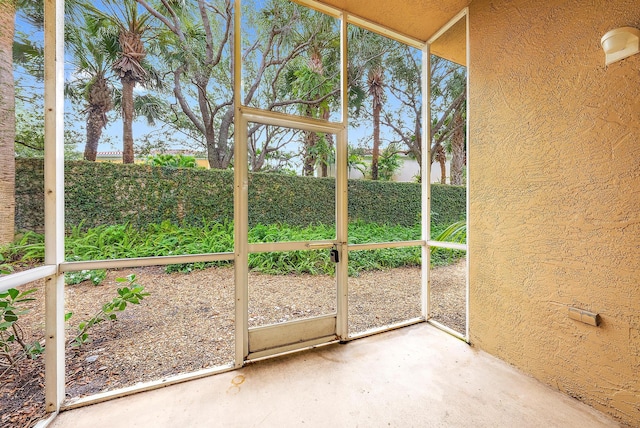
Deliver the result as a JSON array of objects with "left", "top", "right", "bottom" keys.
[
  {"left": 308, "top": 0, "right": 469, "bottom": 43},
  {"left": 303, "top": 0, "right": 469, "bottom": 65},
  {"left": 430, "top": 16, "right": 466, "bottom": 66}
]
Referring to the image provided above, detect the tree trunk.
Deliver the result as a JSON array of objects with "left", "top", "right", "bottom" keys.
[
  {"left": 320, "top": 153, "right": 328, "bottom": 177},
  {"left": 84, "top": 110, "right": 102, "bottom": 161},
  {"left": 84, "top": 105, "right": 110, "bottom": 161},
  {"left": 121, "top": 76, "right": 135, "bottom": 164},
  {"left": 302, "top": 104, "right": 317, "bottom": 177},
  {"left": 450, "top": 110, "right": 465, "bottom": 185},
  {"left": 371, "top": 102, "right": 381, "bottom": 180},
  {"left": 320, "top": 110, "right": 331, "bottom": 177},
  {"left": 210, "top": 106, "right": 234, "bottom": 170},
  {"left": 434, "top": 144, "right": 447, "bottom": 184},
  {"left": 197, "top": 76, "right": 222, "bottom": 170},
  {"left": 303, "top": 131, "right": 317, "bottom": 177},
  {"left": 84, "top": 74, "right": 111, "bottom": 161},
  {"left": 0, "top": 4, "right": 16, "bottom": 245},
  {"left": 368, "top": 66, "right": 383, "bottom": 181},
  {"left": 413, "top": 123, "right": 422, "bottom": 168}
]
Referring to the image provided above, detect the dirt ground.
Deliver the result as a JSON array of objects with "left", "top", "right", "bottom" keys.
[{"left": 0, "top": 261, "right": 465, "bottom": 427}]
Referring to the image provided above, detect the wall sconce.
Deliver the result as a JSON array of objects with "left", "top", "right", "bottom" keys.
[{"left": 601, "top": 27, "right": 640, "bottom": 65}]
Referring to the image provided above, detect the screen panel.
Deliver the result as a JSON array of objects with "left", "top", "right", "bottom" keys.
[
  {"left": 247, "top": 122, "right": 336, "bottom": 243},
  {"left": 241, "top": 0, "right": 341, "bottom": 122},
  {"left": 348, "top": 246, "right": 421, "bottom": 336},
  {"left": 64, "top": 264, "right": 235, "bottom": 400},
  {"left": 248, "top": 249, "right": 336, "bottom": 328}
]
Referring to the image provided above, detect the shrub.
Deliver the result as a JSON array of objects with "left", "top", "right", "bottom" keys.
[
  {"left": 145, "top": 153, "right": 198, "bottom": 168},
  {"left": 0, "top": 288, "right": 44, "bottom": 370},
  {"left": 15, "top": 160, "right": 466, "bottom": 232},
  {"left": 0, "top": 275, "right": 150, "bottom": 374},
  {"left": 69, "top": 275, "right": 149, "bottom": 347}
]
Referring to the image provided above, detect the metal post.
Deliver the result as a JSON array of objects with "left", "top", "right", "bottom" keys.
[
  {"left": 44, "top": 0, "right": 66, "bottom": 413},
  {"left": 233, "top": 0, "right": 249, "bottom": 366},
  {"left": 335, "top": 14, "right": 349, "bottom": 340},
  {"left": 464, "top": 11, "right": 470, "bottom": 342},
  {"left": 421, "top": 44, "right": 431, "bottom": 320}
]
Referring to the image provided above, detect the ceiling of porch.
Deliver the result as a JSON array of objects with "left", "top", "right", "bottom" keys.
[
  {"left": 312, "top": 0, "right": 468, "bottom": 40},
  {"left": 307, "top": 0, "right": 469, "bottom": 65}
]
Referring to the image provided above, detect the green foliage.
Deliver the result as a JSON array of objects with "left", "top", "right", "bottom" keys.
[
  {"left": 347, "top": 146, "right": 367, "bottom": 176},
  {"left": 0, "top": 288, "right": 43, "bottom": 369},
  {"left": 248, "top": 172, "right": 335, "bottom": 227},
  {"left": 15, "top": 160, "right": 465, "bottom": 232},
  {"left": 429, "top": 184, "right": 466, "bottom": 227},
  {"left": 11, "top": 160, "right": 465, "bottom": 274},
  {"left": 246, "top": 222, "right": 424, "bottom": 276},
  {"left": 14, "top": 87, "right": 83, "bottom": 160},
  {"left": 0, "top": 254, "right": 13, "bottom": 276},
  {"left": 15, "top": 160, "right": 234, "bottom": 232},
  {"left": 430, "top": 220, "right": 467, "bottom": 266},
  {"left": 347, "top": 179, "right": 420, "bottom": 227},
  {"left": 2, "top": 221, "right": 235, "bottom": 270},
  {"left": 376, "top": 144, "right": 402, "bottom": 181},
  {"left": 145, "top": 153, "right": 198, "bottom": 168},
  {"left": 70, "top": 274, "right": 149, "bottom": 347},
  {"left": 0, "top": 276, "right": 149, "bottom": 373},
  {"left": 2, "top": 220, "right": 465, "bottom": 277},
  {"left": 0, "top": 231, "right": 45, "bottom": 263},
  {"left": 430, "top": 246, "right": 466, "bottom": 267},
  {"left": 65, "top": 269, "right": 107, "bottom": 286},
  {"left": 432, "top": 220, "right": 466, "bottom": 245}
]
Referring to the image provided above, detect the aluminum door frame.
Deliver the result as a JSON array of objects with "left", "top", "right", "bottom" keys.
[{"left": 234, "top": 107, "right": 348, "bottom": 361}]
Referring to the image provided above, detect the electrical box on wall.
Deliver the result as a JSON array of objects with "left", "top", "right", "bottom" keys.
[{"left": 568, "top": 307, "right": 601, "bottom": 327}]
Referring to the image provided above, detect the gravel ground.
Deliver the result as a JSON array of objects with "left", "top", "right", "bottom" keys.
[{"left": 1, "top": 261, "right": 465, "bottom": 426}]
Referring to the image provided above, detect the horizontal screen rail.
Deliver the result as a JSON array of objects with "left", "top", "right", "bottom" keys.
[
  {"left": 347, "top": 240, "right": 425, "bottom": 251},
  {"left": 347, "top": 14, "right": 424, "bottom": 49},
  {"left": 0, "top": 265, "right": 57, "bottom": 293},
  {"left": 239, "top": 106, "right": 344, "bottom": 134},
  {"left": 248, "top": 241, "right": 336, "bottom": 253},
  {"left": 59, "top": 252, "right": 235, "bottom": 272},
  {"left": 426, "top": 240, "right": 467, "bottom": 251}
]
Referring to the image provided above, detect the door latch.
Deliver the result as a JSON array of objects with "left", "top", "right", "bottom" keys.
[{"left": 330, "top": 248, "right": 340, "bottom": 263}]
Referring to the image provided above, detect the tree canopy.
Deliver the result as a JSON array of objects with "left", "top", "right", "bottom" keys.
[{"left": 9, "top": 0, "right": 466, "bottom": 179}]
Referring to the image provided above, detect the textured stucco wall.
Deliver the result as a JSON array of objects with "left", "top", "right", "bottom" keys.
[{"left": 468, "top": 1, "right": 640, "bottom": 425}]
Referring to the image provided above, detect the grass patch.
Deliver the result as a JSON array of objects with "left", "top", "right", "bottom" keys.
[{"left": 1, "top": 220, "right": 464, "bottom": 277}]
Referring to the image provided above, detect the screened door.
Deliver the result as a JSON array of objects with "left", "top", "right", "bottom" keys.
[{"left": 236, "top": 108, "right": 347, "bottom": 360}]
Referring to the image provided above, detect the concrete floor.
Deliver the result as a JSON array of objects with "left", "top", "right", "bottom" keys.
[{"left": 51, "top": 324, "right": 619, "bottom": 428}]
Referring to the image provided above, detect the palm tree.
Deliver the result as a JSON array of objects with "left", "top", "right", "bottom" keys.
[
  {"left": 431, "top": 219, "right": 466, "bottom": 252},
  {"left": 367, "top": 65, "right": 384, "bottom": 180},
  {"left": 450, "top": 108, "right": 465, "bottom": 185},
  {"left": 447, "top": 68, "right": 467, "bottom": 185},
  {"left": 66, "top": 24, "right": 114, "bottom": 161},
  {"left": 84, "top": 1, "right": 151, "bottom": 164},
  {"left": 433, "top": 140, "right": 447, "bottom": 184},
  {"left": 1, "top": 0, "right": 85, "bottom": 244},
  {"left": 0, "top": 0, "right": 17, "bottom": 245},
  {"left": 429, "top": 55, "right": 466, "bottom": 185},
  {"left": 288, "top": 46, "right": 338, "bottom": 177}
]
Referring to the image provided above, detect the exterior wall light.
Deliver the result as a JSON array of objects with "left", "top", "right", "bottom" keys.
[{"left": 601, "top": 27, "right": 640, "bottom": 65}]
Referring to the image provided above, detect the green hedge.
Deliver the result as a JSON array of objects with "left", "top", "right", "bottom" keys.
[
  {"left": 430, "top": 183, "right": 466, "bottom": 226},
  {"left": 15, "top": 159, "right": 45, "bottom": 233},
  {"left": 15, "top": 159, "right": 465, "bottom": 231}
]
